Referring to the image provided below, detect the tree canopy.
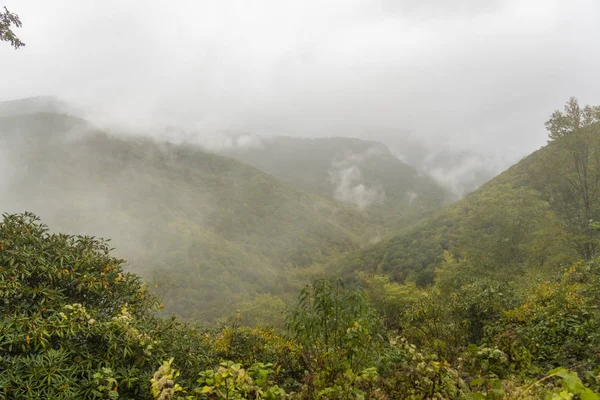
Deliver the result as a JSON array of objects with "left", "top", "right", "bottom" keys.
[{"left": 545, "top": 97, "right": 600, "bottom": 141}]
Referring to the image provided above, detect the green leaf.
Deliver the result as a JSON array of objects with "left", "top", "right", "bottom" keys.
[{"left": 470, "top": 377, "right": 485, "bottom": 387}]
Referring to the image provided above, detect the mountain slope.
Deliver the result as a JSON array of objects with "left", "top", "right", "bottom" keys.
[
  {"left": 222, "top": 136, "right": 451, "bottom": 229},
  {"left": 331, "top": 127, "right": 600, "bottom": 284},
  {"left": 0, "top": 111, "right": 376, "bottom": 321}
]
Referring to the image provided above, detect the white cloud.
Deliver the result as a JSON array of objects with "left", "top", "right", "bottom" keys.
[{"left": 329, "top": 148, "right": 386, "bottom": 208}]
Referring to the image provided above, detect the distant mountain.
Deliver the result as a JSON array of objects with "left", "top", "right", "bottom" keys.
[
  {"left": 0, "top": 111, "right": 378, "bottom": 321},
  {"left": 221, "top": 136, "right": 452, "bottom": 230},
  {"left": 0, "top": 96, "right": 82, "bottom": 118}
]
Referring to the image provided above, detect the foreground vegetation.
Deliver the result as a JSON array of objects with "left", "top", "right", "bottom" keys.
[{"left": 2, "top": 212, "right": 600, "bottom": 399}]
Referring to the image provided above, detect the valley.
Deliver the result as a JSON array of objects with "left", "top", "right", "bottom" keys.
[{"left": 3, "top": 3, "right": 600, "bottom": 396}]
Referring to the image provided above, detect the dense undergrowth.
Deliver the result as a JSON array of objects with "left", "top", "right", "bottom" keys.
[{"left": 2, "top": 213, "right": 600, "bottom": 399}]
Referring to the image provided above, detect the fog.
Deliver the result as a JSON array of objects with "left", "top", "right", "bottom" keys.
[
  {"left": 329, "top": 147, "right": 387, "bottom": 208},
  {"left": 2, "top": 0, "right": 599, "bottom": 166}
]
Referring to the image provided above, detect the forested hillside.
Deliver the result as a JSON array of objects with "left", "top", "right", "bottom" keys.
[
  {"left": 0, "top": 111, "right": 379, "bottom": 321},
  {"left": 332, "top": 99, "right": 600, "bottom": 286},
  {"left": 223, "top": 136, "right": 451, "bottom": 229}
]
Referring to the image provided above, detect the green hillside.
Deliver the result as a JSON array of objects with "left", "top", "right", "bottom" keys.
[
  {"left": 0, "top": 112, "right": 376, "bottom": 321},
  {"left": 333, "top": 100, "right": 600, "bottom": 285},
  {"left": 223, "top": 136, "right": 451, "bottom": 229}
]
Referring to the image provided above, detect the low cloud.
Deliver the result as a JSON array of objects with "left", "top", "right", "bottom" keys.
[
  {"left": 2, "top": 0, "right": 599, "bottom": 163},
  {"left": 406, "top": 191, "right": 418, "bottom": 205},
  {"left": 329, "top": 149, "right": 386, "bottom": 208}
]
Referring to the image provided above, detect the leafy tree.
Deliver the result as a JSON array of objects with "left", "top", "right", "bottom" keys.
[
  {"left": 0, "top": 6, "right": 24, "bottom": 49},
  {"left": 0, "top": 212, "right": 186, "bottom": 398},
  {"left": 286, "top": 278, "right": 383, "bottom": 368},
  {"left": 546, "top": 97, "right": 600, "bottom": 141},
  {"left": 285, "top": 278, "right": 386, "bottom": 397},
  {"left": 540, "top": 98, "right": 600, "bottom": 259}
]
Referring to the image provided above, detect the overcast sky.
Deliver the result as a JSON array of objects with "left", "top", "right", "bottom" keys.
[{"left": 2, "top": 0, "right": 599, "bottom": 158}]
